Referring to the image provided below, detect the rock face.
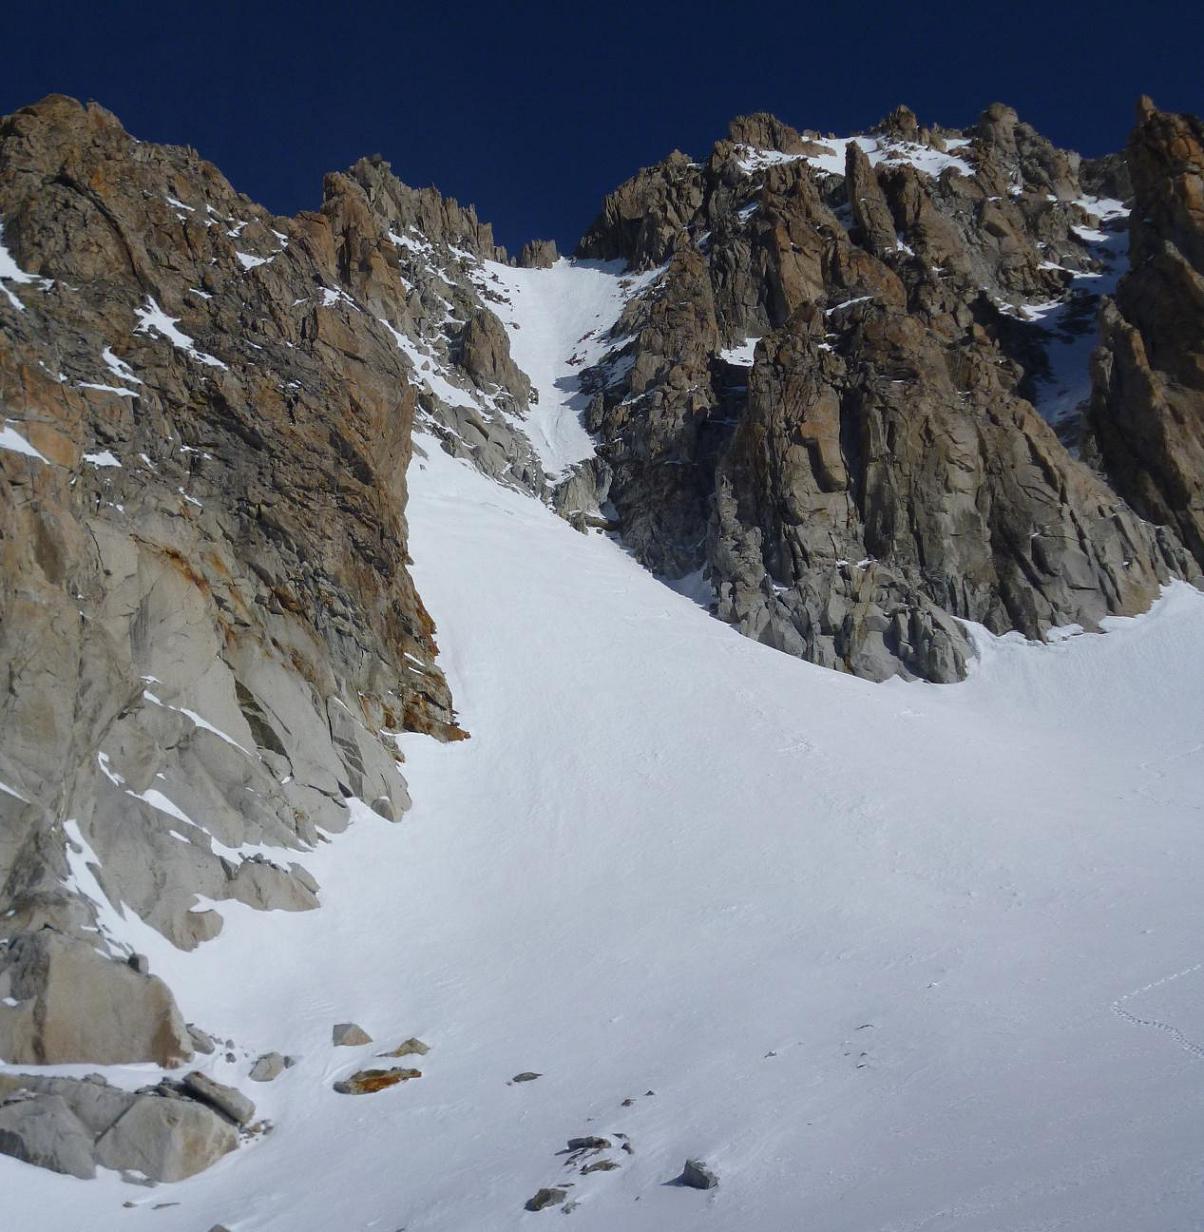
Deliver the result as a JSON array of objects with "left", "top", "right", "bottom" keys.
[
  {"left": 0, "top": 95, "right": 467, "bottom": 1079},
  {"left": 0, "top": 1092, "right": 98, "bottom": 1179},
  {"left": 1088, "top": 98, "right": 1204, "bottom": 567},
  {"left": 0, "top": 929, "right": 191, "bottom": 1066},
  {"left": 0, "top": 1072, "right": 246, "bottom": 1181},
  {"left": 572, "top": 103, "right": 1196, "bottom": 680},
  {"left": 93, "top": 1091, "right": 238, "bottom": 1181},
  {"left": 518, "top": 238, "right": 559, "bottom": 268}
]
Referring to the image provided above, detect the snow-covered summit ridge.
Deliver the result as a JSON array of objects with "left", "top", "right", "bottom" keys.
[{"left": 734, "top": 132, "right": 975, "bottom": 179}]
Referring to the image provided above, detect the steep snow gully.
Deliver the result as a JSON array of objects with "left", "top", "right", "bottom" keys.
[{"left": 5, "top": 257, "right": 1204, "bottom": 1232}]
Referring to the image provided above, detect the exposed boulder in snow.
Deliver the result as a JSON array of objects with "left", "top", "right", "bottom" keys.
[
  {"left": 0, "top": 1071, "right": 245, "bottom": 1181},
  {"left": 180, "top": 1072, "right": 256, "bottom": 1127},
  {"left": 379, "top": 1036, "right": 430, "bottom": 1057},
  {"left": 680, "top": 1158, "right": 719, "bottom": 1189},
  {"left": 0, "top": 929, "right": 192, "bottom": 1066},
  {"left": 524, "top": 1186, "right": 568, "bottom": 1211},
  {"left": 333, "top": 1066, "right": 420, "bottom": 1094},
  {"left": 566, "top": 1135, "right": 611, "bottom": 1151},
  {"left": 249, "top": 1052, "right": 288, "bottom": 1081},
  {"left": 0, "top": 1092, "right": 97, "bottom": 1179},
  {"left": 332, "top": 1022, "right": 373, "bottom": 1046},
  {"left": 93, "top": 1088, "right": 238, "bottom": 1181},
  {"left": 187, "top": 1025, "right": 217, "bottom": 1055}
]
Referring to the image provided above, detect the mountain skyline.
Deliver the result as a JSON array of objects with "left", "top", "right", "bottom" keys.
[{"left": 3, "top": 0, "right": 1200, "bottom": 253}]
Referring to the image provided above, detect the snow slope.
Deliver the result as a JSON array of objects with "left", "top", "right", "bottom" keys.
[
  {"left": 1026, "top": 198, "right": 1130, "bottom": 432},
  {"left": 477, "top": 258, "right": 656, "bottom": 478},
  {"left": 7, "top": 434, "right": 1204, "bottom": 1231}
]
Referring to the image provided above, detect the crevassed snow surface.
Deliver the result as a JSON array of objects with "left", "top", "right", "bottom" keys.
[
  {"left": 8, "top": 436, "right": 1204, "bottom": 1231},
  {"left": 479, "top": 258, "right": 657, "bottom": 477}
]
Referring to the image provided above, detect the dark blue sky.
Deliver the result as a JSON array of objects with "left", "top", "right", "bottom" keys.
[{"left": 2, "top": 1, "right": 1199, "bottom": 254}]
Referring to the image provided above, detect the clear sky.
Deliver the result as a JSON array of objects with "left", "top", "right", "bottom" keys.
[{"left": 2, "top": 0, "right": 1199, "bottom": 254}]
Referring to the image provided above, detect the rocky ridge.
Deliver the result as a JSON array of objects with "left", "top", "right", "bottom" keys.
[{"left": 570, "top": 103, "right": 1200, "bottom": 680}]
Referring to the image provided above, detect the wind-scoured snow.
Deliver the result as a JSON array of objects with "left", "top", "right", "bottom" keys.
[
  {"left": 479, "top": 258, "right": 660, "bottom": 478},
  {"left": 8, "top": 436, "right": 1204, "bottom": 1231}
]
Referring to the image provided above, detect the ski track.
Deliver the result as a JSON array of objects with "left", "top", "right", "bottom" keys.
[{"left": 1111, "top": 964, "right": 1204, "bottom": 1061}]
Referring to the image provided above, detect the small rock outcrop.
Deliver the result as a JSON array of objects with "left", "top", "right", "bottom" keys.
[
  {"left": 566, "top": 1136, "right": 611, "bottom": 1151},
  {"left": 180, "top": 1072, "right": 256, "bottom": 1127},
  {"left": 681, "top": 1158, "right": 719, "bottom": 1189},
  {"left": 519, "top": 238, "right": 559, "bottom": 268},
  {"left": 333, "top": 1067, "right": 421, "bottom": 1095},
  {"left": 332, "top": 1022, "right": 373, "bottom": 1047},
  {"left": 249, "top": 1052, "right": 289, "bottom": 1082},
  {"left": 458, "top": 308, "right": 530, "bottom": 407},
  {"left": 379, "top": 1036, "right": 430, "bottom": 1057},
  {"left": 524, "top": 1186, "right": 568, "bottom": 1212}
]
